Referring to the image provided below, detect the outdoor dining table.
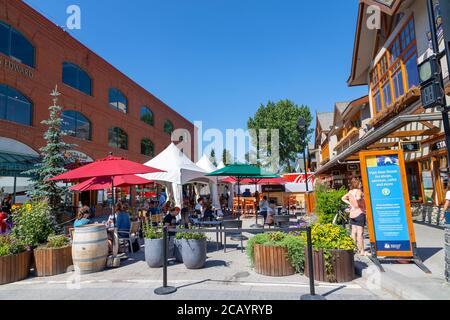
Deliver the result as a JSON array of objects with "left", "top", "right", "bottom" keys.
[{"left": 191, "top": 219, "right": 223, "bottom": 250}]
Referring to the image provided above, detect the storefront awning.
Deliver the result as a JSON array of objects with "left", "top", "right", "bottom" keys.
[
  {"left": 316, "top": 112, "right": 444, "bottom": 175},
  {"left": 0, "top": 152, "right": 41, "bottom": 177}
]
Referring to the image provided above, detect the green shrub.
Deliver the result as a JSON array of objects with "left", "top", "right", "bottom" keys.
[
  {"left": 0, "top": 235, "right": 25, "bottom": 257},
  {"left": 315, "top": 187, "right": 348, "bottom": 224},
  {"left": 247, "top": 232, "right": 305, "bottom": 273},
  {"left": 143, "top": 224, "right": 163, "bottom": 240},
  {"left": 302, "top": 224, "right": 357, "bottom": 282},
  {"left": 12, "top": 202, "right": 56, "bottom": 248},
  {"left": 175, "top": 232, "right": 206, "bottom": 241},
  {"left": 45, "top": 235, "right": 70, "bottom": 249}
]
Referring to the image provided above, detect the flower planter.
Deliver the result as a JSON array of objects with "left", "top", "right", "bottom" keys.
[
  {"left": 174, "top": 239, "right": 183, "bottom": 263},
  {"left": 304, "top": 249, "right": 355, "bottom": 283},
  {"left": 144, "top": 239, "right": 164, "bottom": 268},
  {"left": 33, "top": 246, "right": 73, "bottom": 277},
  {"left": 0, "top": 251, "right": 32, "bottom": 285},
  {"left": 253, "top": 244, "right": 295, "bottom": 277},
  {"left": 179, "top": 238, "right": 207, "bottom": 269}
]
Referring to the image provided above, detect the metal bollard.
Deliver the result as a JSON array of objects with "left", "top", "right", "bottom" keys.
[
  {"left": 301, "top": 226, "right": 325, "bottom": 300},
  {"left": 154, "top": 226, "right": 177, "bottom": 295}
]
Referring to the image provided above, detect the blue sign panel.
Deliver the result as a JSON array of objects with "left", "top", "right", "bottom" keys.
[{"left": 365, "top": 154, "right": 411, "bottom": 252}]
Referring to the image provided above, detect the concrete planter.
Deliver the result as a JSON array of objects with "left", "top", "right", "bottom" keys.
[
  {"left": 174, "top": 239, "right": 183, "bottom": 263},
  {"left": 144, "top": 238, "right": 164, "bottom": 268},
  {"left": 179, "top": 238, "right": 207, "bottom": 269}
]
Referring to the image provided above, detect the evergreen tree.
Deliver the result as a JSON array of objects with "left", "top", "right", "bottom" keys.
[
  {"left": 222, "top": 149, "right": 232, "bottom": 165},
  {"left": 25, "top": 86, "right": 75, "bottom": 221},
  {"left": 209, "top": 149, "right": 217, "bottom": 166}
]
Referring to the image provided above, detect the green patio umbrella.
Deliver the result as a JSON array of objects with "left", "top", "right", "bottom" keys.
[{"left": 207, "top": 164, "right": 279, "bottom": 221}]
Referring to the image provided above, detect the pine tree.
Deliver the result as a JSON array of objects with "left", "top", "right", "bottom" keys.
[
  {"left": 25, "top": 86, "right": 75, "bottom": 221},
  {"left": 222, "top": 148, "right": 232, "bottom": 165},
  {"left": 209, "top": 149, "right": 217, "bottom": 166}
]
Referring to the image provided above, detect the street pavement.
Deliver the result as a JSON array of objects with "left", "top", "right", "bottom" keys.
[
  {"left": 356, "top": 222, "right": 450, "bottom": 300},
  {"left": 0, "top": 219, "right": 396, "bottom": 300}
]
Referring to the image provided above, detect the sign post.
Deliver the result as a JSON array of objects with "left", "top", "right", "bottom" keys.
[{"left": 359, "top": 150, "right": 431, "bottom": 273}]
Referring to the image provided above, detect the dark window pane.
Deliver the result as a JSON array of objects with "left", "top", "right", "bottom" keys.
[
  {"left": 0, "top": 84, "right": 7, "bottom": 120},
  {"left": 108, "top": 127, "right": 117, "bottom": 148},
  {"left": 405, "top": 54, "right": 419, "bottom": 89},
  {"left": 140, "top": 107, "right": 154, "bottom": 126},
  {"left": 62, "top": 110, "right": 91, "bottom": 140},
  {"left": 382, "top": 82, "right": 392, "bottom": 107},
  {"left": 5, "top": 87, "right": 31, "bottom": 125},
  {"left": 0, "top": 22, "right": 9, "bottom": 56},
  {"left": 109, "top": 127, "right": 128, "bottom": 149},
  {"left": 164, "top": 120, "right": 174, "bottom": 135},
  {"left": 77, "top": 68, "right": 92, "bottom": 95},
  {"left": 10, "top": 29, "right": 34, "bottom": 67},
  {"left": 109, "top": 88, "right": 127, "bottom": 113},
  {"left": 62, "top": 63, "right": 78, "bottom": 89}
]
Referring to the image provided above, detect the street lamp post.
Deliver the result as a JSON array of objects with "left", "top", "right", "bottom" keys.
[
  {"left": 297, "top": 117, "right": 309, "bottom": 192},
  {"left": 297, "top": 117, "right": 309, "bottom": 214}
]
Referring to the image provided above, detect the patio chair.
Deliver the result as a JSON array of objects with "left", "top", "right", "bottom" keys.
[
  {"left": 118, "top": 221, "right": 140, "bottom": 253},
  {"left": 222, "top": 220, "right": 244, "bottom": 253},
  {"left": 243, "top": 199, "right": 256, "bottom": 218}
]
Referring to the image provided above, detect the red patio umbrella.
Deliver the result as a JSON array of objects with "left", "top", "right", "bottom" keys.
[
  {"left": 70, "top": 175, "right": 154, "bottom": 192},
  {"left": 50, "top": 155, "right": 162, "bottom": 181},
  {"left": 50, "top": 154, "right": 164, "bottom": 223}
]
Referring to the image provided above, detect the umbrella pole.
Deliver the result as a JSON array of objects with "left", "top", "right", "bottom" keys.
[
  {"left": 237, "top": 179, "right": 241, "bottom": 221},
  {"left": 111, "top": 178, "right": 116, "bottom": 226}
]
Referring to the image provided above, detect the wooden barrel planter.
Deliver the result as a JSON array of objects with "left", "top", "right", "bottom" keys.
[
  {"left": 253, "top": 244, "right": 295, "bottom": 277},
  {"left": 304, "top": 249, "right": 355, "bottom": 283},
  {"left": 34, "top": 246, "right": 73, "bottom": 277},
  {"left": 0, "top": 251, "right": 32, "bottom": 285},
  {"left": 72, "top": 224, "right": 108, "bottom": 274}
]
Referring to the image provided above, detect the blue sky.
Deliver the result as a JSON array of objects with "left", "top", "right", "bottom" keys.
[{"left": 25, "top": 0, "right": 367, "bottom": 157}]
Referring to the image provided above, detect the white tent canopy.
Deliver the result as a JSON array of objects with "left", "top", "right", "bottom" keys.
[
  {"left": 140, "top": 143, "right": 214, "bottom": 207},
  {"left": 196, "top": 155, "right": 221, "bottom": 213}
]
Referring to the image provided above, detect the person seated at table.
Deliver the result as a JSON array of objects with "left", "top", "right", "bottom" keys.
[
  {"left": 242, "top": 189, "right": 252, "bottom": 197},
  {"left": 259, "top": 196, "right": 270, "bottom": 221},
  {"left": 203, "top": 203, "right": 216, "bottom": 221},
  {"left": 163, "top": 207, "right": 180, "bottom": 259},
  {"left": 74, "top": 206, "right": 92, "bottom": 227},
  {"left": 180, "top": 207, "right": 190, "bottom": 228},
  {"left": 265, "top": 200, "right": 276, "bottom": 226},
  {"left": 116, "top": 204, "right": 131, "bottom": 239},
  {"left": 149, "top": 201, "right": 160, "bottom": 215},
  {"left": 194, "top": 198, "right": 204, "bottom": 218}
]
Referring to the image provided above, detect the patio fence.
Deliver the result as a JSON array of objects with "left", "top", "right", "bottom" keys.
[{"left": 154, "top": 225, "right": 324, "bottom": 300}]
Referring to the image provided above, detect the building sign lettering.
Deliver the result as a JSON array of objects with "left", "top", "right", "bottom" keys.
[{"left": 0, "top": 56, "right": 35, "bottom": 78}]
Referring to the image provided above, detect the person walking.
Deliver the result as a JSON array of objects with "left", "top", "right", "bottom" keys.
[
  {"left": 342, "top": 178, "right": 367, "bottom": 256},
  {"left": 441, "top": 186, "right": 450, "bottom": 225}
]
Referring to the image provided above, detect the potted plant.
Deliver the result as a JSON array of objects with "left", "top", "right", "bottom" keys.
[
  {"left": 34, "top": 235, "right": 73, "bottom": 277},
  {"left": 0, "top": 234, "right": 31, "bottom": 285},
  {"left": 247, "top": 232, "right": 305, "bottom": 277},
  {"left": 303, "top": 224, "right": 357, "bottom": 283},
  {"left": 12, "top": 202, "right": 57, "bottom": 250},
  {"left": 143, "top": 225, "right": 164, "bottom": 268},
  {"left": 176, "top": 232, "right": 207, "bottom": 269}
]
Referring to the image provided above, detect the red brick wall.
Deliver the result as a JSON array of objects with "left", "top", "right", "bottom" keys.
[{"left": 0, "top": 0, "right": 196, "bottom": 163}]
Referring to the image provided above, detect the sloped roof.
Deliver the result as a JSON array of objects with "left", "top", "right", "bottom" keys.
[{"left": 317, "top": 112, "right": 334, "bottom": 132}]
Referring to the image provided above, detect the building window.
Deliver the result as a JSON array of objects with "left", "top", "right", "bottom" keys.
[
  {"left": 0, "top": 21, "right": 35, "bottom": 68},
  {"left": 164, "top": 120, "right": 174, "bottom": 135},
  {"left": 141, "top": 139, "right": 154, "bottom": 157},
  {"left": 140, "top": 107, "right": 154, "bottom": 126},
  {"left": 0, "top": 84, "right": 32, "bottom": 126},
  {"left": 108, "top": 127, "right": 128, "bottom": 150},
  {"left": 392, "top": 68, "right": 404, "bottom": 100},
  {"left": 405, "top": 53, "right": 419, "bottom": 90},
  {"left": 109, "top": 88, "right": 128, "bottom": 113},
  {"left": 370, "top": 16, "right": 417, "bottom": 115},
  {"left": 382, "top": 81, "right": 392, "bottom": 108},
  {"left": 62, "top": 110, "right": 91, "bottom": 141},
  {"left": 62, "top": 62, "right": 92, "bottom": 96}
]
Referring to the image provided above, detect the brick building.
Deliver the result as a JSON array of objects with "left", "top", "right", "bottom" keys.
[{"left": 0, "top": 0, "right": 196, "bottom": 198}]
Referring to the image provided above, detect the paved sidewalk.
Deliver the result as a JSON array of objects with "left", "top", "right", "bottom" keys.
[
  {"left": 0, "top": 218, "right": 394, "bottom": 300},
  {"left": 356, "top": 222, "right": 450, "bottom": 300}
]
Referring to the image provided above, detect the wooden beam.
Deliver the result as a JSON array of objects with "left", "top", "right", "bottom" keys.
[
  {"left": 387, "top": 128, "right": 441, "bottom": 138},
  {"left": 420, "top": 132, "right": 445, "bottom": 146},
  {"left": 368, "top": 142, "right": 398, "bottom": 149},
  {"left": 419, "top": 121, "right": 438, "bottom": 130}
]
